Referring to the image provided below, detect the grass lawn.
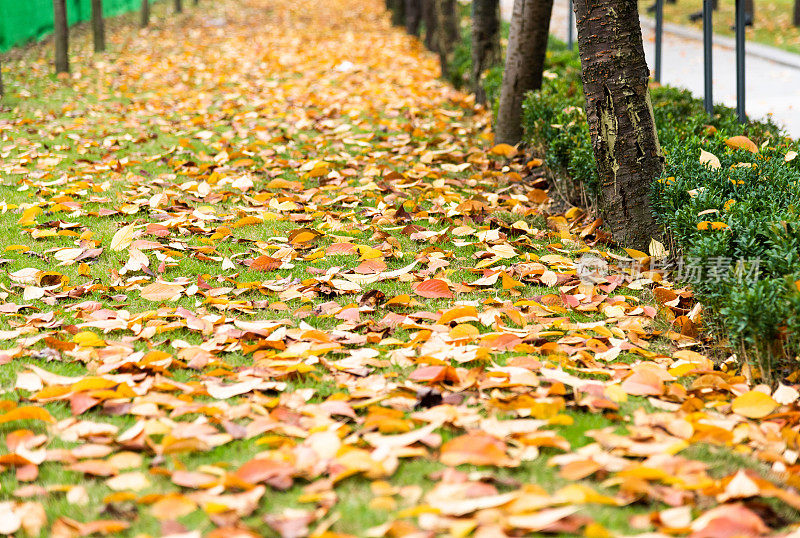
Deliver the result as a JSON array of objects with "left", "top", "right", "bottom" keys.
[{"left": 0, "top": 0, "right": 799, "bottom": 536}]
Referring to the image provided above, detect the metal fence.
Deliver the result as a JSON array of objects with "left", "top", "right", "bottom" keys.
[
  {"left": 0, "top": 0, "right": 158, "bottom": 52},
  {"left": 566, "top": 0, "right": 749, "bottom": 123}
]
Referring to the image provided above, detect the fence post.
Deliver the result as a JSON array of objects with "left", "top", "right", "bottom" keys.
[
  {"left": 703, "top": 0, "right": 713, "bottom": 114},
  {"left": 654, "top": 0, "right": 663, "bottom": 82},
  {"left": 735, "top": 0, "right": 746, "bottom": 122},
  {"left": 567, "top": 0, "right": 574, "bottom": 49}
]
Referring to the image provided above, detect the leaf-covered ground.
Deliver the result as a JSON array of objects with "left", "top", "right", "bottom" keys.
[{"left": 1, "top": 0, "right": 800, "bottom": 536}]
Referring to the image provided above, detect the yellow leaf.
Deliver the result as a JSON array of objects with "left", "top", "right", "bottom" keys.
[
  {"left": 72, "top": 331, "right": 106, "bottom": 347},
  {"left": 731, "top": 390, "right": 778, "bottom": 419},
  {"left": 17, "top": 206, "right": 41, "bottom": 226},
  {"left": 623, "top": 248, "right": 649, "bottom": 262},
  {"left": 357, "top": 245, "right": 383, "bottom": 260},
  {"left": 110, "top": 224, "right": 135, "bottom": 251}
]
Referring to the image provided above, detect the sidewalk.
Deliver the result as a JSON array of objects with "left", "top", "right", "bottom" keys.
[{"left": 501, "top": 0, "right": 800, "bottom": 137}]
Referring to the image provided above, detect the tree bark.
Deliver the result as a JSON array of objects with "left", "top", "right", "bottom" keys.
[
  {"left": 422, "top": 0, "right": 437, "bottom": 50},
  {"left": 387, "top": 0, "right": 406, "bottom": 26},
  {"left": 795, "top": 0, "right": 800, "bottom": 27},
  {"left": 91, "top": 0, "right": 105, "bottom": 53},
  {"left": 433, "top": 0, "right": 459, "bottom": 79},
  {"left": 53, "top": 0, "right": 69, "bottom": 74},
  {"left": 495, "top": 0, "right": 553, "bottom": 144},
  {"left": 175, "top": 0, "right": 183, "bottom": 14},
  {"left": 405, "top": 0, "right": 422, "bottom": 35},
  {"left": 140, "top": 0, "right": 150, "bottom": 27},
  {"left": 471, "top": 0, "right": 501, "bottom": 103},
  {"left": 573, "top": 0, "right": 663, "bottom": 249}
]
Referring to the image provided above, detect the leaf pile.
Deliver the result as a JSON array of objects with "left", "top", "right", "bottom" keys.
[{"left": 0, "top": 0, "right": 799, "bottom": 536}]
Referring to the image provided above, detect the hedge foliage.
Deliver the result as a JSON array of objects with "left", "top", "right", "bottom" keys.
[{"left": 520, "top": 39, "right": 800, "bottom": 372}]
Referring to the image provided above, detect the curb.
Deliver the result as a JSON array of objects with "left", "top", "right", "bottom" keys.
[{"left": 639, "top": 15, "right": 800, "bottom": 71}]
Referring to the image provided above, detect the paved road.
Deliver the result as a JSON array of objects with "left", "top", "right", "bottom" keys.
[{"left": 500, "top": 0, "right": 800, "bottom": 137}]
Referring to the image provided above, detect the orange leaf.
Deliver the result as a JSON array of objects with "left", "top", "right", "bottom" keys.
[
  {"left": 235, "top": 458, "right": 294, "bottom": 490},
  {"left": 438, "top": 305, "right": 478, "bottom": 325},
  {"left": 249, "top": 255, "right": 282, "bottom": 271},
  {"left": 449, "top": 324, "right": 479, "bottom": 340},
  {"left": 0, "top": 406, "right": 55, "bottom": 425},
  {"left": 413, "top": 279, "right": 453, "bottom": 299},
  {"left": 489, "top": 143, "right": 517, "bottom": 158},
  {"left": 440, "top": 432, "right": 514, "bottom": 467},
  {"left": 620, "top": 369, "right": 664, "bottom": 396},
  {"left": 325, "top": 242, "right": 357, "bottom": 256},
  {"left": 559, "top": 459, "right": 602, "bottom": 480},
  {"left": 150, "top": 494, "right": 198, "bottom": 520},
  {"left": 725, "top": 135, "right": 758, "bottom": 153},
  {"left": 409, "top": 365, "right": 460, "bottom": 384},
  {"left": 501, "top": 272, "right": 523, "bottom": 290},
  {"left": 171, "top": 470, "right": 218, "bottom": 489}
]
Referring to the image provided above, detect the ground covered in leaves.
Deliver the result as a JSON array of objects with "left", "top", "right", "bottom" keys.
[{"left": 1, "top": 0, "right": 800, "bottom": 536}]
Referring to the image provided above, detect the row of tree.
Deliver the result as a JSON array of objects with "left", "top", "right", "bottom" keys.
[
  {"left": 0, "top": 0, "right": 198, "bottom": 97},
  {"left": 387, "top": 0, "right": 663, "bottom": 250},
  {"left": 51, "top": 0, "right": 196, "bottom": 74}
]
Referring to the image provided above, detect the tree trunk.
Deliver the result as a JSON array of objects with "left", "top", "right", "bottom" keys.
[
  {"left": 387, "top": 0, "right": 406, "bottom": 26},
  {"left": 422, "top": 0, "right": 437, "bottom": 50},
  {"left": 405, "top": 0, "right": 422, "bottom": 35},
  {"left": 140, "top": 0, "right": 150, "bottom": 27},
  {"left": 471, "top": 0, "right": 501, "bottom": 104},
  {"left": 574, "top": 0, "right": 663, "bottom": 249},
  {"left": 795, "top": 0, "right": 800, "bottom": 27},
  {"left": 433, "top": 0, "right": 459, "bottom": 80},
  {"left": 53, "top": 0, "right": 69, "bottom": 74},
  {"left": 91, "top": 0, "right": 105, "bottom": 53},
  {"left": 0, "top": 59, "right": 4, "bottom": 97},
  {"left": 175, "top": 0, "right": 183, "bottom": 14},
  {"left": 495, "top": 0, "right": 553, "bottom": 144}
]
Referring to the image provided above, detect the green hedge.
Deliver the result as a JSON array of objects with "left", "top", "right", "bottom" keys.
[
  {"left": 0, "top": 0, "right": 158, "bottom": 52},
  {"left": 519, "top": 39, "right": 800, "bottom": 373}
]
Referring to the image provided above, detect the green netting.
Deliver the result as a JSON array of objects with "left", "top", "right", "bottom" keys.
[{"left": 0, "top": 0, "right": 158, "bottom": 52}]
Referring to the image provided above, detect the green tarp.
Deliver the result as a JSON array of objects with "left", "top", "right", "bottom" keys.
[{"left": 0, "top": 0, "right": 157, "bottom": 52}]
